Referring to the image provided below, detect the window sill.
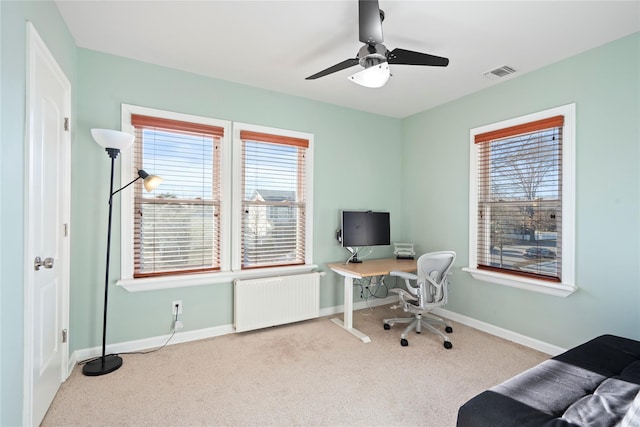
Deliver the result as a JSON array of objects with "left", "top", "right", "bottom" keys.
[
  {"left": 462, "top": 267, "right": 577, "bottom": 297},
  {"left": 117, "top": 264, "right": 319, "bottom": 292}
]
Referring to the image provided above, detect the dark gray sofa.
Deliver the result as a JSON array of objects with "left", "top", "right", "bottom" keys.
[{"left": 457, "top": 334, "right": 640, "bottom": 427}]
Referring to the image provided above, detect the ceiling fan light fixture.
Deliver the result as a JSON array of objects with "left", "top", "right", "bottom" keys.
[{"left": 348, "top": 63, "right": 390, "bottom": 88}]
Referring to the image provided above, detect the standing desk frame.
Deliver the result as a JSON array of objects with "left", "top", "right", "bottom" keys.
[{"left": 327, "top": 258, "right": 417, "bottom": 343}]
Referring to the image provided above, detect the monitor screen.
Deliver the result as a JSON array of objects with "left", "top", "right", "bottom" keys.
[{"left": 341, "top": 210, "right": 390, "bottom": 247}]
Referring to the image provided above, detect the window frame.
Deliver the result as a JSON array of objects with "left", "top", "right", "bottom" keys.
[
  {"left": 463, "top": 104, "right": 577, "bottom": 297},
  {"left": 117, "top": 105, "right": 316, "bottom": 292},
  {"left": 232, "top": 122, "right": 314, "bottom": 272},
  {"left": 130, "top": 113, "right": 226, "bottom": 278}
]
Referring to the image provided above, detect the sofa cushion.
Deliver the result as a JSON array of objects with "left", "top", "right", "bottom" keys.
[
  {"left": 560, "top": 376, "right": 639, "bottom": 426},
  {"left": 554, "top": 335, "right": 640, "bottom": 377},
  {"left": 620, "top": 390, "right": 640, "bottom": 427},
  {"left": 491, "top": 359, "right": 606, "bottom": 415}
]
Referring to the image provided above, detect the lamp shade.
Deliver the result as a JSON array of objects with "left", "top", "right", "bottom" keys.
[
  {"left": 137, "top": 169, "right": 163, "bottom": 192},
  {"left": 91, "top": 128, "right": 134, "bottom": 151},
  {"left": 143, "top": 174, "right": 163, "bottom": 192},
  {"left": 348, "top": 63, "right": 390, "bottom": 88}
]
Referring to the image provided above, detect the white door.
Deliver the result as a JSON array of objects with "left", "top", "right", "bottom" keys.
[{"left": 24, "top": 22, "right": 71, "bottom": 426}]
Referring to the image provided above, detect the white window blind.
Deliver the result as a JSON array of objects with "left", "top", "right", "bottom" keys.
[
  {"left": 131, "top": 114, "right": 224, "bottom": 277},
  {"left": 239, "top": 130, "right": 308, "bottom": 269},
  {"left": 475, "top": 115, "right": 564, "bottom": 282}
]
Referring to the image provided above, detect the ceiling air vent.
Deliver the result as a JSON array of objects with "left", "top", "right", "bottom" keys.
[{"left": 484, "top": 65, "right": 517, "bottom": 80}]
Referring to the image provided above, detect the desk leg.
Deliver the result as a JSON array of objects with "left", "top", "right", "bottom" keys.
[{"left": 330, "top": 275, "right": 371, "bottom": 343}]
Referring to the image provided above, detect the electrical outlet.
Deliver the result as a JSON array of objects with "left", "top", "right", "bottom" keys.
[
  {"left": 172, "top": 300, "right": 182, "bottom": 315},
  {"left": 174, "top": 320, "right": 184, "bottom": 330}
]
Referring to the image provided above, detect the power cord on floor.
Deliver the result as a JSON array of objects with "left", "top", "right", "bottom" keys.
[
  {"left": 78, "top": 309, "right": 179, "bottom": 365},
  {"left": 121, "top": 307, "right": 179, "bottom": 355},
  {"left": 118, "top": 328, "right": 176, "bottom": 356}
]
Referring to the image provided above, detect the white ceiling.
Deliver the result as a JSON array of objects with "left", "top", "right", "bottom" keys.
[{"left": 55, "top": 1, "right": 639, "bottom": 118}]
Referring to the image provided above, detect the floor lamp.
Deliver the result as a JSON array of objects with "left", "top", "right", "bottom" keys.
[{"left": 83, "top": 128, "right": 162, "bottom": 376}]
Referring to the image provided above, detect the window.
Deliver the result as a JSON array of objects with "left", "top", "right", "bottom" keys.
[
  {"left": 236, "top": 128, "right": 309, "bottom": 269},
  {"left": 130, "top": 114, "right": 224, "bottom": 277},
  {"left": 464, "top": 104, "right": 576, "bottom": 297},
  {"left": 119, "top": 106, "right": 314, "bottom": 291}
]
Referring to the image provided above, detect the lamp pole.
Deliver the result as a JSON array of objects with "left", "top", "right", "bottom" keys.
[{"left": 82, "top": 147, "right": 123, "bottom": 376}]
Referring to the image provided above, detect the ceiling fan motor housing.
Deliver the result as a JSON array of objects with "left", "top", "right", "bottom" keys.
[{"left": 358, "top": 43, "right": 388, "bottom": 68}]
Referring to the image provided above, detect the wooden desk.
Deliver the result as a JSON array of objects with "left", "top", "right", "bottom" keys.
[{"left": 327, "top": 258, "right": 417, "bottom": 343}]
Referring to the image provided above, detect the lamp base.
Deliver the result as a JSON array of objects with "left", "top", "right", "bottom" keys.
[{"left": 82, "top": 354, "right": 123, "bottom": 376}]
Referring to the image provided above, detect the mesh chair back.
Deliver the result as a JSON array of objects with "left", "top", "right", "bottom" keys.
[{"left": 416, "top": 251, "right": 456, "bottom": 307}]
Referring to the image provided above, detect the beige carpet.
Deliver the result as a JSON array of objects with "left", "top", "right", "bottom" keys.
[{"left": 42, "top": 304, "right": 548, "bottom": 427}]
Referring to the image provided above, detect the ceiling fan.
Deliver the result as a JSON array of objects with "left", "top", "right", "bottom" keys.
[{"left": 305, "top": 0, "right": 449, "bottom": 88}]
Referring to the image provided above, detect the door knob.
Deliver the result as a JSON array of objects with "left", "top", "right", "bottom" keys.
[{"left": 34, "top": 256, "right": 54, "bottom": 271}]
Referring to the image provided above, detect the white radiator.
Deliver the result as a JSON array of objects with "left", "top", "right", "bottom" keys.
[{"left": 234, "top": 272, "right": 320, "bottom": 332}]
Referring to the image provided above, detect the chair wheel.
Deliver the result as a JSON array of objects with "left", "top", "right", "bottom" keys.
[
  {"left": 445, "top": 326, "right": 453, "bottom": 333},
  {"left": 400, "top": 339, "right": 409, "bottom": 347},
  {"left": 444, "top": 341, "right": 453, "bottom": 349},
  {"left": 383, "top": 323, "right": 391, "bottom": 330}
]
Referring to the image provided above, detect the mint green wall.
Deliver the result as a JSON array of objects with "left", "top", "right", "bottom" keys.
[
  {"left": 73, "top": 48, "right": 403, "bottom": 351},
  {"left": 2, "top": 0, "right": 638, "bottom": 423},
  {"left": 0, "top": 1, "right": 76, "bottom": 425},
  {"left": 402, "top": 33, "right": 640, "bottom": 349}
]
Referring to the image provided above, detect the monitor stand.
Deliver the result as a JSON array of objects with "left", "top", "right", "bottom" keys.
[{"left": 346, "top": 247, "right": 362, "bottom": 263}]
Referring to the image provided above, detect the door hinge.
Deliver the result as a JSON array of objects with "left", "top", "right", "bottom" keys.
[
  {"left": 64, "top": 223, "right": 69, "bottom": 237},
  {"left": 64, "top": 117, "right": 69, "bottom": 131},
  {"left": 62, "top": 329, "right": 68, "bottom": 343}
]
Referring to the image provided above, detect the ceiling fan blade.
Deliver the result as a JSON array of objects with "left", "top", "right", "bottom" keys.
[
  {"left": 359, "top": 0, "right": 383, "bottom": 45},
  {"left": 388, "top": 48, "right": 449, "bottom": 67},
  {"left": 305, "top": 58, "right": 359, "bottom": 80}
]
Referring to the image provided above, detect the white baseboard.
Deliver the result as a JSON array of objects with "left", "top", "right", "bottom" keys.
[
  {"left": 432, "top": 307, "right": 566, "bottom": 356},
  {"left": 70, "top": 324, "right": 234, "bottom": 372},
  {"left": 69, "top": 297, "right": 564, "bottom": 372}
]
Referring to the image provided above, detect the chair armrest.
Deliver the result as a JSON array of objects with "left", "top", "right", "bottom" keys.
[
  {"left": 390, "top": 270, "right": 417, "bottom": 281},
  {"left": 389, "top": 288, "right": 418, "bottom": 302},
  {"left": 390, "top": 270, "right": 419, "bottom": 296}
]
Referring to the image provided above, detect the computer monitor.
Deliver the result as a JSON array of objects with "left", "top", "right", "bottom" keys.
[{"left": 340, "top": 210, "right": 391, "bottom": 248}]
